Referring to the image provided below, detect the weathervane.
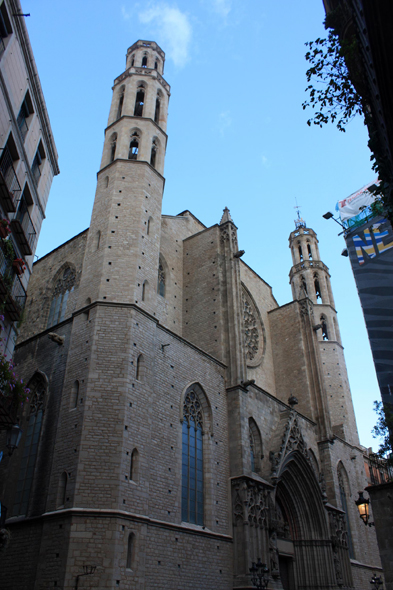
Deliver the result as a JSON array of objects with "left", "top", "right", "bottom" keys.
[{"left": 294, "top": 199, "right": 306, "bottom": 229}]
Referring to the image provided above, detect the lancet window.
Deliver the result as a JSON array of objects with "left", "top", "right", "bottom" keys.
[
  {"left": 338, "top": 464, "right": 354, "bottom": 558},
  {"left": 321, "top": 315, "right": 329, "bottom": 340},
  {"left": 128, "top": 132, "right": 140, "bottom": 160},
  {"left": 109, "top": 133, "right": 117, "bottom": 163},
  {"left": 141, "top": 54, "right": 148, "bottom": 68},
  {"left": 12, "top": 373, "right": 47, "bottom": 516},
  {"left": 134, "top": 86, "right": 145, "bottom": 117},
  {"left": 301, "top": 275, "right": 307, "bottom": 296},
  {"left": 154, "top": 96, "right": 160, "bottom": 124},
  {"left": 182, "top": 387, "right": 204, "bottom": 525},
  {"left": 47, "top": 266, "right": 76, "bottom": 328},
  {"left": 298, "top": 244, "right": 303, "bottom": 262},
  {"left": 157, "top": 258, "right": 165, "bottom": 297},
  {"left": 314, "top": 274, "right": 321, "bottom": 300},
  {"left": 150, "top": 138, "right": 158, "bottom": 168},
  {"left": 307, "top": 243, "right": 313, "bottom": 260},
  {"left": 116, "top": 86, "right": 125, "bottom": 120}
]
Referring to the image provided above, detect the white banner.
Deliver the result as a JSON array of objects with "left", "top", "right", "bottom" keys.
[{"left": 337, "top": 182, "right": 377, "bottom": 221}]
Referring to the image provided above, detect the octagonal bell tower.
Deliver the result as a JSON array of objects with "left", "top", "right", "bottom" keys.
[
  {"left": 288, "top": 213, "right": 359, "bottom": 444},
  {"left": 77, "top": 40, "right": 170, "bottom": 313}
]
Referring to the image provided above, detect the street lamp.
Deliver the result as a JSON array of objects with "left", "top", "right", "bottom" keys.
[
  {"left": 370, "top": 573, "right": 384, "bottom": 590},
  {"left": 6, "top": 422, "right": 23, "bottom": 456},
  {"left": 249, "top": 558, "right": 270, "bottom": 589},
  {"left": 355, "top": 491, "right": 374, "bottom": 527}
]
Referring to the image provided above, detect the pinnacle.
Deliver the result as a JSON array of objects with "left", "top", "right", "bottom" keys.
[{"left": 220, "top": 207, "right": 233, "bottom": 225}]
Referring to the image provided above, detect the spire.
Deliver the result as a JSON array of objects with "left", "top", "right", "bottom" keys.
[
  {"left": 220, "top": 207, "right": 233, "bottom": 225},
  {"left": 294, "top": 202, "right": 306, "bottom": 229}
]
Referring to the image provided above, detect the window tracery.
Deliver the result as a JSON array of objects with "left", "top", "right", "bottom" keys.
[
  {"left": 182, "top": 387, "right": 204, "bottom": 525},
  {"left": 47, "top": 266, "right": 76, "bottom": 328}
]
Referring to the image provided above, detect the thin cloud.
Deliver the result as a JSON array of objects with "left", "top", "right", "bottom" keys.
[
  {"left": 138, "top": 4, "right": 192, "bottom": 68},
  {"left": 218, "top": 110, "right": 232, "bottom": 135},
  {"left": 212, "top": 0, "right": 231, "bottom": 18},
  {"left": 261, "top": 155, "right": 270, "bottom": 168}
]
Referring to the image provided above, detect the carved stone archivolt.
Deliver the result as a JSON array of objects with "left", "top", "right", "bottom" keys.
[
  {"left": 270, "top": 411, "right": 312, "bottom": 480},
  {"left": 241, "top": 285, "right": 265, "bottom": 368},
  {"left": 232, "top": 478, "right": 269, "bottom": 529}
]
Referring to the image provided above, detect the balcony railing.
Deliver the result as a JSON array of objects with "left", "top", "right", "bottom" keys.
[
  {"left": 11, "top": 199, "right": 37, "bottom": 255},
  {"left": 367, "top": 453, "right": 393, "bottom": 485},
  {"left": 0, "top": 244, "right": 27, "bottom": 321},
  {"left": 0, "top": 147, "right": 21, "bottom": 212}
]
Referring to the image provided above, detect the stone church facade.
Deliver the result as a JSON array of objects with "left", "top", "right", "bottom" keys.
[{"left": 0, "top": 40, "right": 382, "bottom": 589}]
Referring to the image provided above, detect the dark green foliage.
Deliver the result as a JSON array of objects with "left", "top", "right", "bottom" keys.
[
  {"left": 303, "top": 29, "right": 363, "bottom": 132},
  {"left": 372, "top": 401, "right": 393, "bottom": 465}
]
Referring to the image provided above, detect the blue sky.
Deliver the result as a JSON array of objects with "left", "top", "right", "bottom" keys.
[{"left": 23, "top": 0, "right": 380, "bottom": 449}]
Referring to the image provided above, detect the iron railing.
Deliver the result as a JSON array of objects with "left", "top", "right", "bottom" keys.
[
  {"left": 368, "top": 453, "right": 393, "bottom": 485},
  {"left": 9, "top": 272, "right": 27, "bottom": 314},
  {"left": 0, "top": 147, "right": 21, "bottom": 211}
]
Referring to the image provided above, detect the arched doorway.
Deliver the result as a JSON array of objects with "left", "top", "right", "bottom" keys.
[{"left": 273, "top": 451, "right": 337, "bottom": 590}]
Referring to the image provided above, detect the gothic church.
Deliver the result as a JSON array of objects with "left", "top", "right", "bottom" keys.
[{"left": 1, "top": 40, "right": 382, "bottom": 590}]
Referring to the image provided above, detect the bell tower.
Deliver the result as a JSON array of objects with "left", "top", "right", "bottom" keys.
[
  {"left": 288, "top": 214, "right": 359, "bottom": 444},
  {"left": 77, "top": 40, "right": 170, "bottom": 314}
]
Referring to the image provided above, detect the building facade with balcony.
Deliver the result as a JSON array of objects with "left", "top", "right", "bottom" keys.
[{"left": 0, "top": 0, "right": 59, "bottom": 361}]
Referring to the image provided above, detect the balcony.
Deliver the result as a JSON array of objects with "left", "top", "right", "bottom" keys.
[
  {"left": 0, "top": 147, "right": 21, "bottom": 212},
  {"left": 0, "top": 246, "right": 27, "bottom": 321},
  {"left": 11, "top": 199, "right": 37, "bottom": 255}
]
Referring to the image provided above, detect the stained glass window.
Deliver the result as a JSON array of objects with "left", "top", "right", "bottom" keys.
[{"left": 182, "top": 388, "right": 203, "bottom": 525}]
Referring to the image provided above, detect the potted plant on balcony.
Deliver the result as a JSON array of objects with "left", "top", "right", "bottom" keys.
[
  {"left": 0, "top": 316, "right": 30, "bottom": 422},
  {"left": 12, "top": 258, "right": 25, "bottom": 276},
  {"left": 0, "top": 219, "right": 11, "bottom": 240}
]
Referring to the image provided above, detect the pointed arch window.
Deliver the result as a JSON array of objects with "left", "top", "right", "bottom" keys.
[
  {"left": 130, "top": 448, "right": 139, "bottom": 482},
  {"left": 128, "top": 132, "right": 139, "bottom": 160},
  {"left": 131, "top": 54, "right": 135, "bottom": 67},
  {"left": 134, "top": 87, "right": 145, "bottom": 117},
  {"left": 154, "top": 96, "right": 160, "bottom": 124},
  {"left": 142, "top": 280, "right": 148, "bottom": 302},
  {"left": 182, "top": 387, "right": 204, "bottom": 525},
  {"left": 314, "top": 273, "right": 321, "bottom": 300},
  {"left": 47, "top": 266, "right": 76, "bottom": 328},
  {"left": 150, "top": 139, "right": 158, "bottom": 168},
  {"left": 249, "top": 418, "right": 263, "bottom": 472},
  {"left": 116, "top": 86, "right": 125, "bottom": 120},
  {"left": 126, "top": 533, "right": 134, "bottom": 569},
  {"left": 154, "top": 60, "right": 158, "bottom": 70},
  {"left": 12, "top": 373, "right": 47, "bottom": 516},
  {"left": 110, "top": 133, "right": 117, "bottom": 163},
  {"left": 338, "top": 465, "right": 354, "bottom": 558},
  {"left": 136, "top": 354, "right": 145, "bottom": 381},
  {"left": 307, "top": 243, "right": 313, "bottom": 260},
  {"left": 301, "top": 275, "right": 307, "bottom": 296},
  {"left": 250, "top": 427, "right": 255, "bottom": 472},
  {"left": 141, "top": 54, "right": 148, "bottom": 68},
  {"left": 321, "top": 315, "right": 329, "bottom": 340},
  {"left": 298, "top": 244, "right": 303, "bottom": 262},
  {"left": 157, "top": 259, "right": 165, "bottom": 297}
]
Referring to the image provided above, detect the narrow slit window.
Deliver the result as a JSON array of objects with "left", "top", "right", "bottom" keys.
[
  {"left": 154, "top": 98, "right": 160, "bottom": 124},
  {"left": 314, "top": 275, "right": 321, "bottom": 300},
  {"left": 298, "top": 245, "right": 303, "bottom": 262},
  {"left": 321, "top": 316, "right": 329, "bottom": 340},
  {"left": 116, "top": 87, "right": 125, "bottom": 120},
  {"left": 150, "top": 139, "right": 158, "bottom": 168},
  {"left": 110, "top": 134, "right": 117, "bottom": 163},
  {"left": 307, "top": 243, "right": 312, "bottom": 260}
]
